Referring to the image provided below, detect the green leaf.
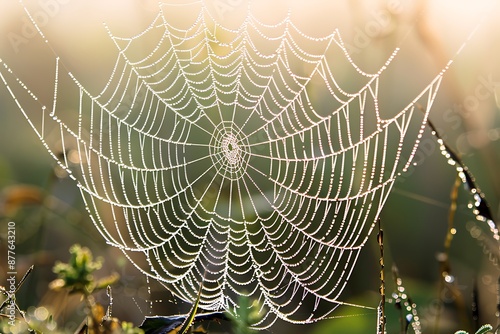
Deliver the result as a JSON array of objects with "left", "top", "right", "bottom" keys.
[
  {"left": 476, "top": 324, "right": 493, "bottom": 334},
  {"left": 140, "top": 312, "right": 228, "bottom": 334}
]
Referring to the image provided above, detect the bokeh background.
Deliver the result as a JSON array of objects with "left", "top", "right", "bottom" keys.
[{"left": 0, "top": 0, "right": 499, "bottom": 333}]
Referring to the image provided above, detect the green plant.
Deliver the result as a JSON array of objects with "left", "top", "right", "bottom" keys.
[
  {"left": 50, "top": 244, "right": 117, "bottom": 296},
  {"left": 228, "top": 296, "right": 262, "bottom": 334},
  {"left": 49, "top": 244, "right": 145, "bottom": 333}
]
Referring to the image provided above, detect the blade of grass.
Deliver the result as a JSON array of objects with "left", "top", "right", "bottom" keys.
[
  {"left": 177, "top": 281, "right": 204, "bottom": 334},
  {"left": 377, "top": 218, "right": 386, "bottom": 334}
]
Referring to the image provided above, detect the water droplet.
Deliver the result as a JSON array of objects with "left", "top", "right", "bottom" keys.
[
  {"left": 444, "top": 275, "right": 454, "bottom": 283},
  {"left": 34, "top": 306, "right": 49, "bottom": 321}
]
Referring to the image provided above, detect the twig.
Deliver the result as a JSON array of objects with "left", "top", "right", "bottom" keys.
[
  {"left": 0, "top": 265, "right": 34, "bottom": 323},
  {"left": 434, "top": 176, "right": 468, "bottom": 333},
  {"left": 377, "top": 218, "right": 386, "bottom": 334}
]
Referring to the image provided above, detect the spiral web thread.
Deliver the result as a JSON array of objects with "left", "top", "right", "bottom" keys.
[{"left": 0, "top": 1, "right": 447, "bottom": 328}]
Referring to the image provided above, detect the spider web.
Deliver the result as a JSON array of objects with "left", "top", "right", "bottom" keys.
[{"left": 0, "top": 1, "right": 447, "bottom": 328}]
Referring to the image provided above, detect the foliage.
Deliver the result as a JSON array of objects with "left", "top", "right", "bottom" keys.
[
  {"left": 228, "top": 296, "right": 262, "bottom": 334},
  {"left": 0, "top": 245, "right": 144, "bottom": 334}
]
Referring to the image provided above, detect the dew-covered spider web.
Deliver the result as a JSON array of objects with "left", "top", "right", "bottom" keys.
[{"left": 0, "top": 1, "right": 449, "bottom": 328}]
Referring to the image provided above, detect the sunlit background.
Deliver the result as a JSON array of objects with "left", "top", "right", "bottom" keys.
[{"left": 1, "top": 0, "right": 500, "bottom": 333}]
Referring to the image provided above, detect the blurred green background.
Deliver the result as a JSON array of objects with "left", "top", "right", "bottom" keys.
[{"left": 0, "top": 0, "right": 499, "bottom": 333}]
